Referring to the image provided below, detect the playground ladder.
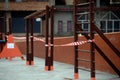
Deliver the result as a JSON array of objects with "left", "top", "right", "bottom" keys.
[
  {"left": 74, "top": 0, "right": 96, "bottom": 80},
  {"left": 74, "top": 0, "right": 120, "bottom": 79}
]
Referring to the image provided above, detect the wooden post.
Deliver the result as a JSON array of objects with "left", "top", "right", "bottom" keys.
[
  {"left": 30, "top": 19, "right": 34, "bottom": 65},
  {"left": 74, "top": 0, "right": 79, "bottom": 79},
  {"left": 26, "top": 19, "right": 30, "bottom": 65},
  {"left": 90, "top": 0, "right": 95, "bottom": 80},
  {"left": 45, "top": 5, "right": 50, "bottom": 71},
  {"left": 50, "top": 6, "right": 54, "bottom": 70},
  {"left": 26, "top": 18, "right": 34, "bottom": 65}
]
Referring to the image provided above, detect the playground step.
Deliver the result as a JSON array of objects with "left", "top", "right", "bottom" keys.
[
  {"left": 77, "top": 58, "right": 92, "bottom": 62},
  {"left": 76, "top": 2, "right": 90, "bottom": 7},
  {"left": 77, "top": 67, "right": 91, "bottom": 72},
  {"left": 77, "top": 49, "right": 91, "bottom": 53}
]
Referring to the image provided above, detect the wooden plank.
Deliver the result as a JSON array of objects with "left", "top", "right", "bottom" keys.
[
  {"left": 94, "top": 25, "right": 120, "bottom": 57},
  {"left": 24, "top": 10, "right": 46, "bottom": 19}
]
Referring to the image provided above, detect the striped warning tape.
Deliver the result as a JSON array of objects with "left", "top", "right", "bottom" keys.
[
  {"left": 46, "top": 39, "right": 95, "bottom": 47},
  {"left": 34, "top": 37, "right": 45, "bottom": 42},
  {"left": 11, "top": 36, "right": 95, "bottom": 47},
  {"left": 13, "top": 37, "right": 26, "bottom": 39},
  {"left": 12, "top": 36, "right": 45, "bottom": 42}
]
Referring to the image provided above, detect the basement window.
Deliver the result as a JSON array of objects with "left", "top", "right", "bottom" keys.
[{"left": 55, "top": 0, "right": 66, "bottom": 5}]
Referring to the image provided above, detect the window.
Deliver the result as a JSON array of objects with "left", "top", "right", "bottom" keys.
[
  {"left": 100, "top": 21, "right": 106, "bottom": 33},
  {"left": 67, "top": 21, "right": 72, "bottom": 32},
  {"left": 107, "top": 21, "right": 112, "bottom": 32},
  {"left": 55, "top": 0, "right": 66, "bottom": 5},
  {"left": 100, "top": 0, "right": 110, "bottom": 6},
  {"left": 58, "top": 21, "right": 63, "bottom": 33},
  {"left": 100, "top": 20, "right": 120, "bottom": 33},
  {"left": 0, "top": 0, "right": 4, "bottom": 2},
  {"left": 114, "top": 21, "right": 120, "bottom": 32},
  {"left": 12, "top": 18, "right": 25, "bottom": 33},
  {"left": 83, "top": 23, "right": 89, "bottom": 31}
]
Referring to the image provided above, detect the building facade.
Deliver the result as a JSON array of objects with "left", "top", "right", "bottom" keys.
[
  {"left": 0, "top": 0, "right": 49, "bottom": 36},
  {"left": 0, "top": 0, "right": 120, "bottom": 36},
  {"left": 49, "top": 0, "right": 120, "bottom": 36}
]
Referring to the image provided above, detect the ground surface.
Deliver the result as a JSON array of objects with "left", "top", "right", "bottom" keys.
[{"left": 0, "top": 56, "right": 119, "bottom": 80}]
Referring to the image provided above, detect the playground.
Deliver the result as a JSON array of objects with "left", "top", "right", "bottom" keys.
[
  {"left": 0, "top": 0, "right": 120, "bottom": 80},
  {"left": 0, "top": 32, "right": 119, "bottom": 80}
]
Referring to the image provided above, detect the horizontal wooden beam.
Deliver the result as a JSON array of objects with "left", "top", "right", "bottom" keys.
[{"left": 24, "top": 10, "right": 46, "bottom": 19}]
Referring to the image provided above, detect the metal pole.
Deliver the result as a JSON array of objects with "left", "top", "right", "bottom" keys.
[
  {"left": 4, "top": 13, "right": 7, "bottom": 42},
  {"left": 4, "top": 0, "right": 9, "bottom": 41},
  {"left": 9, "top": 18, "right": 12, "bottom": 34}
]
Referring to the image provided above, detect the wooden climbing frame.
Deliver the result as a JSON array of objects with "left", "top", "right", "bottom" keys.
[
  {"left": 25, "top": 6, "right": 55, "bottom": 67},
  {"left": 74, "top": 0, "right": 95, "bottom": 79},
  {"left": 73, "top": 0, "right": 120, "bottom": 79}
]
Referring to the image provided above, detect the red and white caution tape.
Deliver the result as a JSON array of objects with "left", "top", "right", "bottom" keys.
[
  {"left": 13, "top": 37, "right": 26, "bottom": 40},
  {"left": 45, "top": 43, "right": 53, "bottom": 57},
  {"left": 5, "top": 35, "right": 25, "bottom": 40},
  {"left": 63, "top": 39, "right": 95, "bottom": 46},
  {"left": 12, "top": 35, "right": 94, "bottom": 47},
  {"left": 52, "top": 39, "right": 95, "bottom": 47},
  {"left": 34, "top": 37, "right": 45, "bottom": 42},
  {"left": 12, "top": 36, "right": 45, "bottom": 43}
]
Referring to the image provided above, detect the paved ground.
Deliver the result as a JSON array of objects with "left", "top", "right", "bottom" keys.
[{"left": 0, "top": 57, "right": 119, "bottom": 80}]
